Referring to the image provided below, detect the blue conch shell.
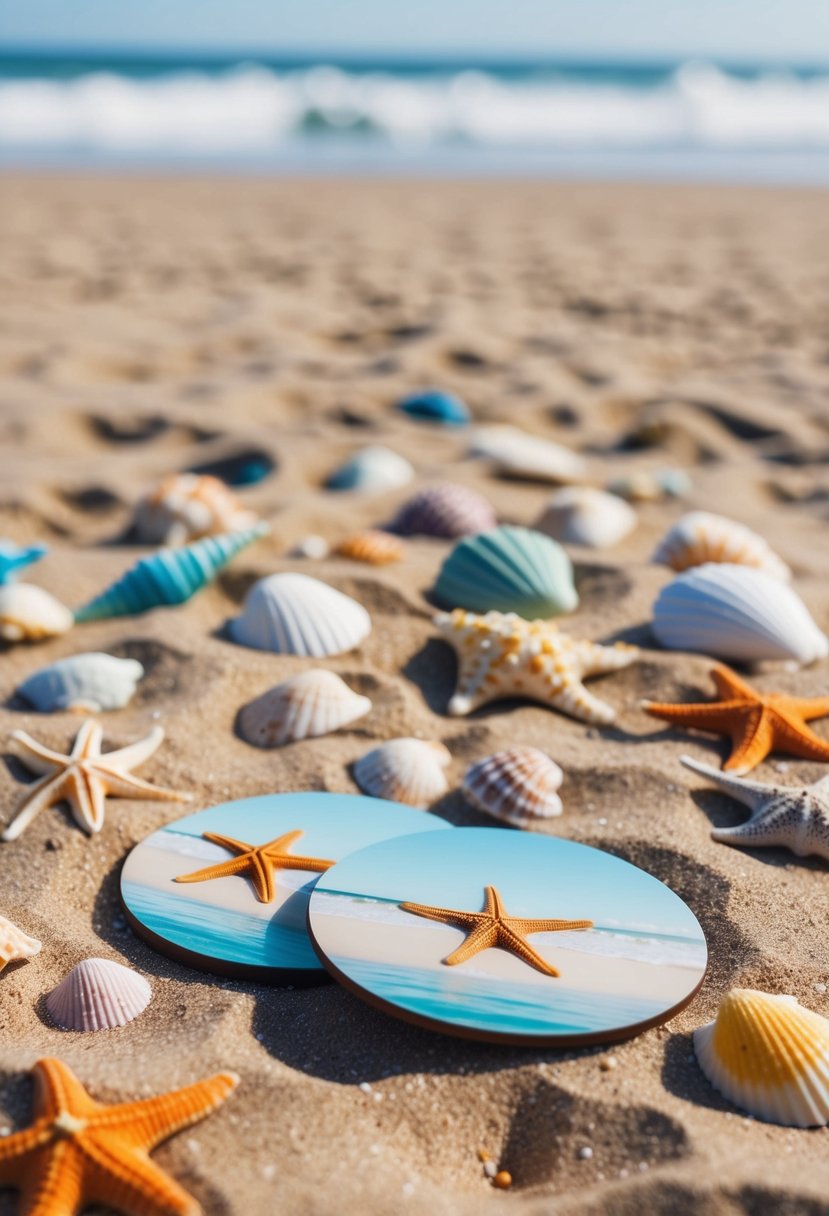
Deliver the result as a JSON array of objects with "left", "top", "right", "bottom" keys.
[
  {"left": 396, "top": 389, "right": 470, "bottom": 427},
  {"left": 74, "top": 524, "right": 268, "bottom": 622},
  {"left": 0, "top": 541, "right": 48, "bottom": 585}
]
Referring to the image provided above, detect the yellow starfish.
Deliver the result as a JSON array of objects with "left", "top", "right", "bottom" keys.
[
  {"left": 174, "top": 829, "right": 334, "bottom": 904},
  {"left": 400, "top": 884, "right": 593, "bottom": 977},
  {"left": 0, "top": 1057, "right": 238, "bottom": 1216},
  {"left": 3, "top": 720, "right": 191, "bottom": 842}
]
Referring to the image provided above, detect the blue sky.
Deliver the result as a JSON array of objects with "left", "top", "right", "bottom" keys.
[{"left": 4, "top": 0, "right": 829, "bottom": 63}]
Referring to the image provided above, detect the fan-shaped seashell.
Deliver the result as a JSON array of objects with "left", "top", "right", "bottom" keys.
[
  {"left": 652, "top": 511, "right": 790, "bottom": 581},
  {"left": 18, "top": 653, "right": 144, "bottom": 713},
  {"left": 651, "top": 563, "right": 828, "bottom": 665},
  {"left": 288, "top": 535, "right": 330, "bottom": 560},
  {"left": 396, "top": 389, "right": 469, "bottom": 426},
  {"left": 133, "top": 473, "right": 258, "bottom": 545},
  {"left": 229, "top": 572, "right": 371, "bottom": 657},
  {"left": 469, "top": 425, "right": 586, "bottom": 484},
  {"left": 462, "top": 747, "right": 564, "bottom": 827},
  {"left": 389, "top": 483, "right": 497, "bottom": 540},
  {"left": 335, "top": 530, "right": 407, "bottom": 565},
  {"left": 0, "top": 913, "right": 41, "bottom": 973},
  {"left": 74, "top": 524, "right": 268, "bottom": 623},
  {"left": 354, "top": 738, "right": 451, "bottom": 807},
  {"left": 0, "top": 584, "right": 73, "bottom": 643},
  {"left": 0, "top": 541, "right": 48, "bottom": 585},
  {"left": 434, "top": 525, "right": 578, "bottom": 619},
  {"left": 46, "top": 957, "right": 152, "bottom": 1032},
  {"left": 239, "top": 670, "right": 372, "bottom": 747},
  {"left": 535, "top": 488, "right": 637, "bottom": 549},
  {"left": 326, "top": 445, "right": 414, "bottom": 492},
  {"left": 694, "top": 988, "right": 829, "bottom": 1127}
]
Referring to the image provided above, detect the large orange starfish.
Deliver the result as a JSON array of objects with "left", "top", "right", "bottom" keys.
[
  {"left": 0, "top": 1057, "right": 237, "bottom": 1216},
  {"left": 400, "top": 884, "right": 593, "bottom": 978},
  {"left": 174, "top": 829, "right": 334, "bottom": 904},
  {"left": 644, "top": 665, "right": 829, "bottom": 775}
]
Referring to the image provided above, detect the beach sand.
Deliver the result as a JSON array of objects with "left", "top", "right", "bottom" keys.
[{"left": 1, "top": 174, "right": 829, "bottom": 1214}]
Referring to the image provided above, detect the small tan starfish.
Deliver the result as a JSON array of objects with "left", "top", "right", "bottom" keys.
[
  {"left": 175, "top": 829, "right": 334, "bottom": 903},
  {"left": 3, "top": 720, "right": 190, "bottom": 842},
  {"left": 400, "top": 884, "right": 593, "bottom": 977}
]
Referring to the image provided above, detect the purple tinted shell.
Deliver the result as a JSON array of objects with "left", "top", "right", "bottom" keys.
[{"left": 389, "top": 484, "right": 497, "bottom": 539}]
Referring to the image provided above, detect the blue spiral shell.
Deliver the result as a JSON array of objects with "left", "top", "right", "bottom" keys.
[
  {"left": 74, "top": 524, "right": 268, "bottom": 623},
  {"left": 396, "top": 389, "right": 470, "bottom": 427},
  {"left": 0, "top": 541, "right": 48, "bottom": 585}
]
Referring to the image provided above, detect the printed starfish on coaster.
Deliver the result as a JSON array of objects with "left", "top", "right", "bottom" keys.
[
  {"left": 682, "top": 755, "right": 829, "bottom": 862},
  {"left": 400, "top": 884, "right": 593, "bottom": 978},
  {"left": 3, "top": 720, "right": 191, "bottom": 842},
  {"left": 643, "top": 665, "right": 829, "bottom": 775},
  {"left": 0, "top": 1057, "right": 237, "bottom": 1216},
  {"left": 175, "top": 829, "right": 334, "bottom": 903}
]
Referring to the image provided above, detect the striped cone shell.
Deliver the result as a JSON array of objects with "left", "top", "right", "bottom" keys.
[{"left": 462, "top": 747, "right": 564, "bottom": 827}]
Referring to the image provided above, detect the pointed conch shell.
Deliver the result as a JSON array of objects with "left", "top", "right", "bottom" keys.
[
  {"left": 229, "top": 572, "right": 371, "bottom": 657},
  {"left": 462, "top": 747, "right": 564, "bottom": 827},
  {"left": 535, "top": 487, "right": 637, "bottom": 549},
  {"left": 238, "top": 670, "right": 372, "bottom": 747},
  {"left": 0, "top": 584, "right": 73, "bottom": 643},
  {"left": 335, "top": 530, "right": 407, "bottom": 565},
  {"left": 0, "top": 913, "right": 42, "bottom": 973},
  {"left": 389, "top": 483, "right": 496, "bottom": 539},
  {"left": 652, "top": 511, "right": 790, "bottom": 581},
  {"left": 434, "top": 525, "right": 578, "bottom": 619},
  {"left": 694, "top": 988, "right": 829, "bottom": 1127},
  {"left": 133, "top": 472, "right": 258, "bottom": 545},
  {"left": 18, "top": 652, "right": 144, "bottom": 713},
  {"left": 353, "top": 738, "right": 451, "bottom": 807},
  {"left": 46, "top": 958, "right": 152, "bottom": 1032}
]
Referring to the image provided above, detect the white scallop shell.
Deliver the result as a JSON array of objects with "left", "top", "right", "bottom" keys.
[
  {"left": 229, "top": 573, "right": 371, "bottom": 657},
  {"left": 468, "top": 425, "right": 586, "bottom": 483},
  {"left": 46, "top": 958, "right": 152, "bottom": 1032},
  {"left": 238, "top": 670, "right": 372, "bottom": 747},
  {"left": 18, "top": 652, "right": 144, "bottom": 713},
  {"left": 353, "top": 738, "right": 451, "bottom": 807},
  {"left": 462, "top": 747, "right": 564, "bottom": 827},
  {"left": 535, "top": 488, "right": 637, "bottom": 549},
  {"left": 327, "top": 445, "right": 414, "bottom": 493},
  {"left": 652, "top": 563, "right": 828, "bottom": 665},
  {"left": 0, "top": 584, "right": 73, "bottom": 643},
  {"left": 133, "top": 472, "right": 258, "bottom": 545},
  {"left": 0, "top": 913, "right": 42, "bottom": 972},
  {"left": 652, "top": 511, "right": 790, "bottom": 581}
]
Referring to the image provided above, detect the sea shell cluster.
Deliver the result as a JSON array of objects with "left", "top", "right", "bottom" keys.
[{"left": 463, "top": 747, "right": 564, "bottom": 827}]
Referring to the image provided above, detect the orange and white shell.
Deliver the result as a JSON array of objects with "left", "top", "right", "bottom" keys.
[
  {"left": 238, "top": 670, "right": 372, "bottom": 747},
  {"left": 0, "top": 913, "right": 42, "bottom": 973},
  {"left": 133, "top": 473, "right": 258, "bottom": 545},
  {"left": 0, "top": 584, "right": 73, "bottom": 643},
  {"left": 46, "top": 958, "right": 152, "bottom": 1032},
  {"left": 694, "top": 987, "right": 829, "bottom": 1127},
  {"left": 462, "top": 747, "right": 564, "bottom": 827},
  {"left": 353, "top": 738, "right": 451, "bottom": 807},
  {"left": 335, "top": 530, "right": 407, "bottom": 565},
  {"left": 652, "top": 512, "right": 790, "bottom": 581}
]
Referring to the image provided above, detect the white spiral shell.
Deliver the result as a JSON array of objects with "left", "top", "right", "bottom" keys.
[
  {"left": 0, "top": 584, "right": 73, "bottom": 643},
  {"left": 353, "top": 738, "right": 451, "bottom": 807},
  {"left": 652, "top": 511, "right": 790, "bottom": 581},
  {"left": 462, "top": 747, "right": 564, "bottom": 827},
  {"left": 238, "top": 670, "right": 372, "bottom": 747},
  {"left": 229, "top": 573, "right": 371, "bottom": 657},
  {"left": 46, "top": 958, "right": 152, "bottom": 1032},
  {"left": 18, "top": 652, "right": 144, "bottom": 713},
  {"left": 535, "top": 488, "right": 637, "bottom": 549}
]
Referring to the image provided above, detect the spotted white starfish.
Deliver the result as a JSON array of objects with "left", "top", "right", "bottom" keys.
[
  {"left": 435, "top": 608, "right": 638, "bottom": 724},
  {"left": 3, "top": 720, "right": 190, "bottom": 841},
  {"left": 681, "top": 754, "right": 829, "bottom": 861}
]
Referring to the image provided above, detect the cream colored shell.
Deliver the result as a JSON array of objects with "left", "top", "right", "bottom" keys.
[
  {"left": 238, "top": 670, "right": 372, "bottom": 747},
  {"left": 46, "top": 958, "right": 152, "bottom": 1032},
  {"left": 353, "top": 738, "right": 451, "bottom": 807},
  {"left": 652, "top": 511, "right": 790, "bottom": 581},
  {"left": 0, "top": 584, "right": 73, "bottom": 643}
]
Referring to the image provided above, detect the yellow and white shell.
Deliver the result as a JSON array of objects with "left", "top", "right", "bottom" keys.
[
  {"left": 652, "top": 511, "right": 790, "bottom": 581},
  {"left": 133, "top": 473, "right": 258, "bottom": 545},
  {"left": 0, "top": 913, "right": 42, "bottom": 973},
  {"left": 0, "top": 584, "right": 73, "bottom": 643},
  {"left": 353, "top": 738, "right": 451, "bottom": 808},
  {"left": 238, "top": 670, "right": 372, "bottom": 748},
  {"left": 335, "top": 530, "right": 407, "bottom": 565},
  {"left": 694, "top": 987, "right": 829, "bottom": 1127},
  {"left": 462, "top": 747, "right": 564, "bottom": 827}
]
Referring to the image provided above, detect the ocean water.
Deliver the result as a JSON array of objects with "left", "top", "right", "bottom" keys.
[{"left": 3, "top": 48, "right": 829, "bottom": 180}]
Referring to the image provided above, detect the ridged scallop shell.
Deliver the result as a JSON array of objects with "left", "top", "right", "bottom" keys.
[
  {"left": 462, "top": 747, "right": 564, "bottom": 827},
  {"left": 238, "top": 670, "right": 372, "bottom": 747},
  {"left": 335, "top": 530, "right": 407, "bottom": 565},
  {"left": 354, "top": 738, "right": 451, "bottom": 807},
  {"left": 326, "top": 445, "right": 414, "bottom": 492},
  {"left": 652, "top": 511, "right": 790, "bottom": 581},
  {"left": 0, "top": 584, "right": 73, "bottom": 643},
  {"left": 389, "top": 484, "right": 497, "bottom": 539},
  {"left": 651, "top": 563, "right": 828, "bottom": 665},
  {"left": 694, "top": 988, "right": 829, "bottom": 1127},
  {"left": 0, "top": 913, "right": 42, "bottom": 972},
  {"left": 46, "top": 958, "right": 152, "bottom": 1032},
  {"left": 229, "top": 572, "right": 371, "bottom": 657},
  {"left": 434, "top": 525, "right": 578, "bottom": 619},
  {"left": 0, "top": 541, "right": 48, "bottom": 585},
  {"left": 133, "top": 472, "right": 258, "bottom": 545},
  {"left": 535, "top": 488, "right": 637, "bottom": 549},
  {"left": 18, "top": 653, "right": 144, "bottom": 713},
  {"left": 74, "top": 524, "right": 268, "bottom": 622},
  {"left": 469, "top": 425, "right": 586, "bottom": 483},
  {"left": 396, "top": 389, "right": 469, "bottom": 426}
]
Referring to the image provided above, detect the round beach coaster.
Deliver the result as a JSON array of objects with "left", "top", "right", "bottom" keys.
[
  {"left": 308, "top": 828, "right": 707, "bottom": 1045},
  {"left": 120, "top": 793, "right": 451, "bottom": 983}
]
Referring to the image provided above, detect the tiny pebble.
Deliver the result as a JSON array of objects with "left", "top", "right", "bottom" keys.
[
  {"left": 814, "top": 983, "right": 827, "bottom": 993},
  {"left": 493, "top": 1171, "right": 512, "bottom": 1190},
  {"left": 402, "top": 1182, "right": 415, "bottom": 1198},
  {"left": 638, "top": 1162, "right": 649, "bottom": 1173},
  {"left": 483, "top": 1161, "right": 497, "bottom": 1179},
  {"left": 599, "top": 1056, "right": 617, "bottom": 1071},
  {"left": 477, "top": 1147, "right": 492, "bottom": 1162},
  {"left": 597, "top": 817, "right": 608, "bottom": 826},
  {"left": 577, "top": 1146, "right": 593, "bottom": 1161},
  {"left": 359, "top": 1082, "right": 372, "bottom": 1094},
  {"left": 262, "top": 1164, "right": 276, "bottom": 1182}
]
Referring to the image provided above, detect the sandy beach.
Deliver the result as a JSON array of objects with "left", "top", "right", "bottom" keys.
[{"left": 2, "top": 174, "right": 829, "bottom": 1214}]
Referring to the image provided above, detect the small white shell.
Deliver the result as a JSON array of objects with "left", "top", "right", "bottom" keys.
[
  {"left": 469, "top": 425, "right": 586, "bottom": 484},
  {"left": 652, "top": 563, "right": 828, "bottom": 665},
  {"left": 18, "top": 652, "right": 144, "bottom": 713},
  {"left": 0, "top": 584, "right": 73, "bottom": 643},
  {"left": 133, "top": 472, "right": 258, "bottom": 545},
  {"left": 46, "top": 958, "right": 152, "bottom": 1032},
  {"left": 353, "top": 738, "right": 451, "bottom": 807},
  {"left": 652, "top": 511, "right": 790, "bottom": 581},
  {"left": 238, "top": 670, "right": 372, "bottom": 747},
  {"left": 0, "top": 913, "right": 42, "bottom": 973},
  {"left": 462, "top": 747, "right": 564, "bottom": 827},
  {"left": 535, "top": 488, "right": 637, "bottom": 549},
  {"left": 327, "top": 445, "right": 414, "bottom": 493},
  {"left": 229, "top": 573, "right": 371, "bottom": 657},
  {"left": 288, "top": 535, "right": 330, "bottom": 560}
]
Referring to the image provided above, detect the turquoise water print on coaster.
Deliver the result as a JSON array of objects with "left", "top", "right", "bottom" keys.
[
  {"left": 308, "top": 828, "right": 707, "bottom": 1045},
  {"left": 396, "top": 389, "right": 470, "bottom": 426},
  {"left": 120, "top": 792, "right": 451, "bottom": 982}
]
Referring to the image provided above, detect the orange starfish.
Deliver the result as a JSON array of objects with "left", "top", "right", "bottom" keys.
[
  {"left": 174, "top": 829, "right": 334, "bottom": 904},
  {"left": 400, "top": 884, "right": 593, "bottom": 978},
  {"left": 0, "top": 1057, "right": 237, "bottom": 1216},
  {"left": 644, "top": 665, "right": 829, "bottom": 775}
]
